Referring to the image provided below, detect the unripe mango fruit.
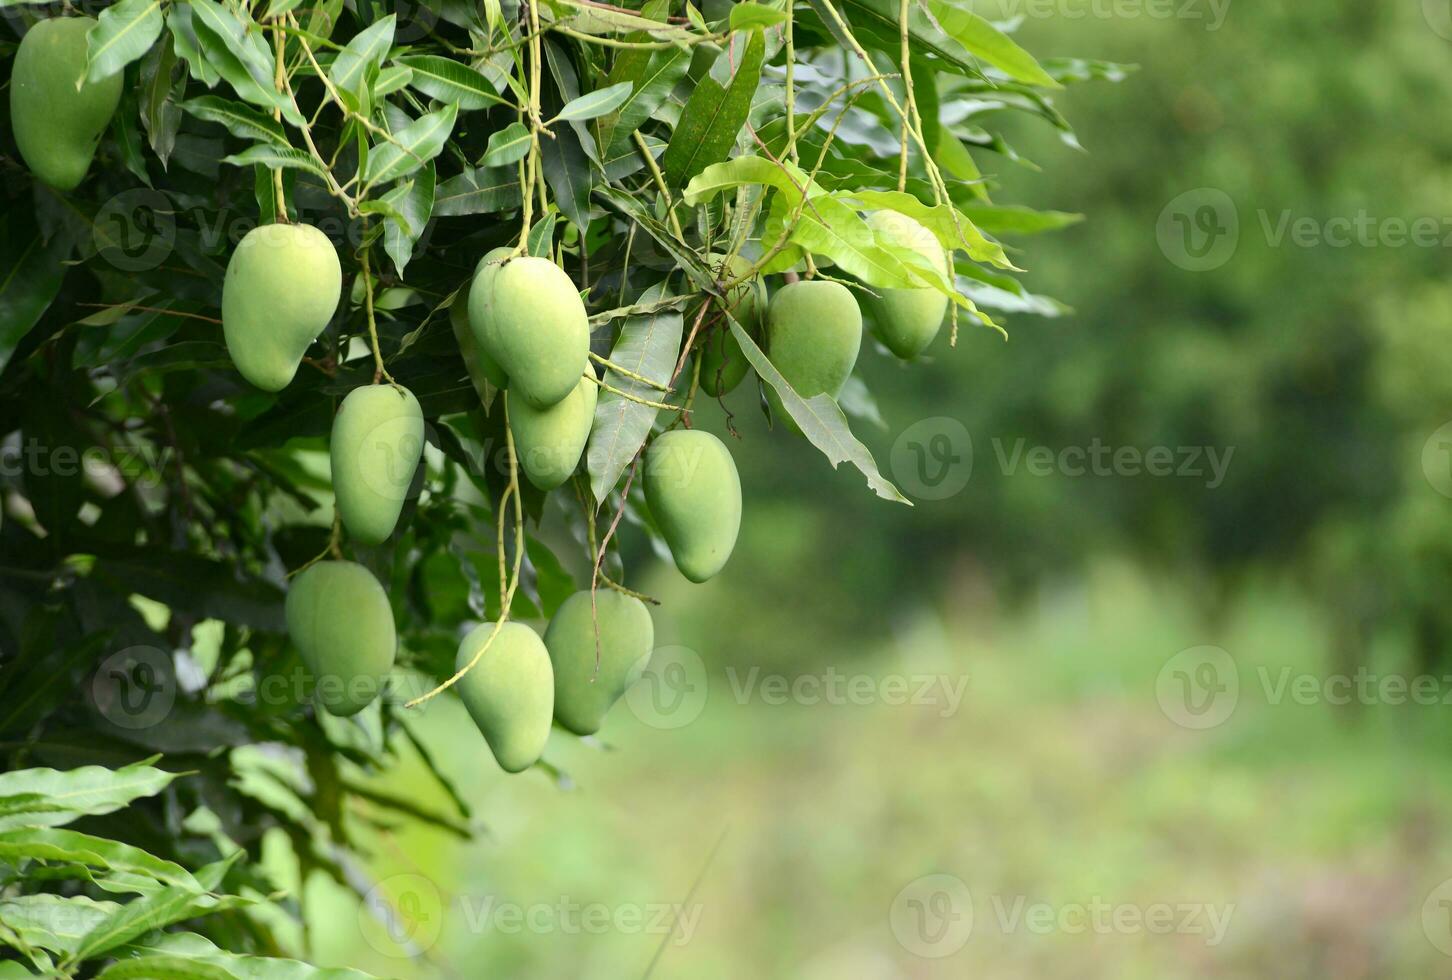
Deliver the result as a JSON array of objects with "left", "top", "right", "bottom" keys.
[
  {"left": 449, "top": 286, "right": 507, "bottom": 400},
  {"left": 508, "top": 379, "right": 597, "bottom": 490},
  {"left": 222, "top": 224, "right": 342, "bottom": 391},
  {"left": 10, "top": 17, "right": 122, "bottom": 191},
  {"left": 456, "top": 248, "right": 512, "bottom": 393},
  {"left": 331, "top": 384, "right": 424, "bottom": 545},
  {"left": 699, "top": 254, "right": 764, "bottom": 397},
  {"left": 454, "top": 621, "right": 554, "bottom": 773},
  {"left": 644, "top": 429, "right": 741, "bottom": 583},
  {"left": 866, "top": 211, "right": 949, "bottom": 359},
  {"left": 285, "top": 561, "right": 397, "bottom": 716},
  {"left": 766, "top": 280, "right": 862, "bottom": 423},
  {"left": 469, "top": 255, "right": 588, "bottom": 409},
  {"left": 544, "top": 590, "right": 654, "bottom": 736}
]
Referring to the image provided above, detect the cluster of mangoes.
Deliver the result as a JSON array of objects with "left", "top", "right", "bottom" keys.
[{"left": 10, "top": 13, "right": 951, "bottom": 773}]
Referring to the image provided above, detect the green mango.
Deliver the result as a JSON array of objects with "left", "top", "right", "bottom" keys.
[
  {"left": 866, "top": 211, "right": 949, "bottom": 359},
  {"left": 698, "top": 253, "right": 764, "bottom": 397},
  {"left": 449, "top": 287, "right": 507, "bottom": 401},
  {"left": 469, "top": 255, "right": 588, "bottom": 408},
  {"left": 544, "top": 590, "right": 654, "bottom": 736},
  {"left": 331, "top": 384, "right": 424, "bottom": 545},
  {"left": 454, "top": 621, "right": 554, "bottom": 773},
  {"left": 766, "top": 279, "right": 862, "bottom": 424},
  {"left": 644, "top": 429, "right": 741, "bottom": 583},
  {"left": 9, "top": 18, "right": 122, "bottom": 191},
  {"left": 222, "top": 223, "right": 342, "bottom": 391},
  {"left": 456, "top": 248, "right": 512, "bottom": 394},
  {"left": 508, "top": 378, "right": 597, "bottom": 490},
  {"left": 285, "top": 561, "right": 396, "bottom": 716}
]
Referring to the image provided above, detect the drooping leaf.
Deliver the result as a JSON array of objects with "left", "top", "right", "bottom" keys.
[
  {"left": 587, "top": 282, "right": 683, "bottom": 502},
  {"left": 725, "top": 314, "right": 909, "bottom": 504},
  {"left": 553, "top": 81, "right": 633, "bottom": 123},
  {"left": 364, "top": 104, "right": 458, "bottom": 186},
  {"left": 0, "top": 759, "right": 179, "bottom": 832},
  {"left": 396, "top": 54, "right": 506, "bottom": 110},
  {"left": 661, "top": 29, "right": 765, "bottom": 186},
  {"left": 86, "top": 0, "right": 166, "bottom": 84},
  {"left": 182, "top": 96, "right": 288, "bottom": 146},
  {"left": 221, "top": 144, "right": 328, "bottom": 178},
  {"left": 481, "top": 122, "right": 532, "bottom": 167},
  {"left": 434, "top": 166, "right": 523, "bottom": 215}
]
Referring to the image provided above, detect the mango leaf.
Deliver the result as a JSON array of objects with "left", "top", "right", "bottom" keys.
[
  {"left": 166, "top": 5, "right": 219, "bottom": 87},
  {"left": 729, "top": 2, "right": 789, "bottom": 30},
  {"left": 381, "top": 162, "right": 435, "bottom": 275},
  {"left": 328, "top": 15, "right": 395, "bottom": 109},
  {"left": 0, "top": 207, "right": 73, "bottom": 375},
  {"left": 95, "top": 956, "right": 238, "bottom": 980},
  {"left": 66, "top": 854, "right": 245, "bottom": 964},
  {"left": 140, "top": 41, "right": 182, "bottom": 166},
  {"left": 86, "top": 0, "right": 166, "bottom": 84},
  {"left": 221, "top": 144, "right": 328, "bottom": 178},
  {"left": 958, "top": 203, "right": 1084, "bottom": 236},
  {"left": 684, "top": 156, "right": 930, "bottom": 289},
  {"left": 661, "top": 29, "right": 765, "bottom": 186},
  {"left": 553, "top": 81, "right": 633, "bottom": 123},
  {"left": 187, "top": 0, "right": 303, "bottom": 126},
  {"left": 544, "top": 0, "right": 696, "bottom": 39},
  {"left": 396, "top": 55, "right": 506, "bottom": 109},
  {"left": 373, "top": 64, "right": 413, "bottom": 97},
  {"left": 0, "top": 895, "right": 120, "bottom": 956},
  {"left": 182, "top": 96, "right": 288, "bottom": 146},
  {"left": 364, "top": 104, "right": 457, "bottom": 186},
  {"left": 136, "top": 932, "right": 382, "bottom": 979},
  {"left": 726, "top": 315, "right": 909, "bottom": 504},
  {"left": 481, "top": 122, "right": 531, "bottom": 167},
  {"left": 842, "top": 188, "right": 1014, "bottom": 269},
  {"left": 920, "top": 0, "right": 1058, "bottom": 88},
  {"left": 587, "top": 282, "right": 683, "bottom": 502},
  {"left": 539, "top": 120, "right": 592, "bottom": 232},
  {"left": 599, "top": 46, "right": 688, "bottom": 156},
  {"left": 0, "top": 759, "right": 178, "bottom": 832},
  {"left": 434, "top": 166, "right": 522, "bottom": 215},
  {"left": 0, "top": 828, "right": 199, "bottom": 892}
]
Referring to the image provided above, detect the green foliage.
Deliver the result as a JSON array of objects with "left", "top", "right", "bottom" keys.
[{"left": 0, "top": 0, "right": 1105, "bottom": 971}]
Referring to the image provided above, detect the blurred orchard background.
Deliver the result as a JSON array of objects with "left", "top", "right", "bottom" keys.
[{"left": 313, "top": 1, "right": 1452, "bottom": 976}]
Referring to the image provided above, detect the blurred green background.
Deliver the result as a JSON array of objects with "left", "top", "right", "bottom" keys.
[{"left": 309, "top": 2, "right": 1452, "bottom": 975}]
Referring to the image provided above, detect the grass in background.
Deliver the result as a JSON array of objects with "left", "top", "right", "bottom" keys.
[{"left": 300, "top": 564, "right": 1452, "bottom": 979}]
